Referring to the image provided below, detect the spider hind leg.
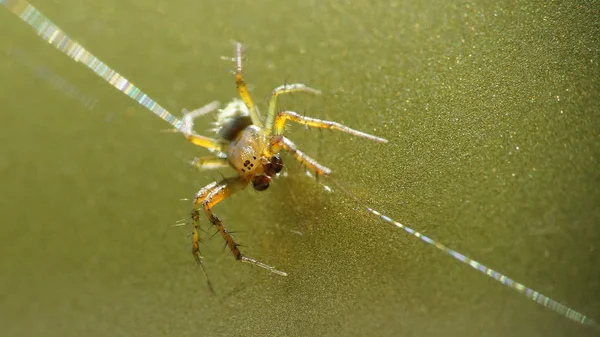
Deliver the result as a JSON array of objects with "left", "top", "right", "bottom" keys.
[
  {"left": 191, "top": 156, "right": 230, "bottom": 171},
  {"left": 180, "top": 102, "right": 225, "bottom": 152}
]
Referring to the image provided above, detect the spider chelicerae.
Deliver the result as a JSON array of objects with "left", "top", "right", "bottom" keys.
[{"left": 178, "top": 42, "right": 387, "bottom": 278}]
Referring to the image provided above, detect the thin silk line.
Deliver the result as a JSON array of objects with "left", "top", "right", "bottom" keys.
[
  {"left": 328, "top": 178, "right": 596, "bottom": 327},
  {"left": 2, "top": 0, "right": 184, "bottom": 131}
]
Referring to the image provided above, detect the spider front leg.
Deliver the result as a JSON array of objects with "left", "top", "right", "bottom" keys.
[
  {"left": 233, "top": 42, "right": 263, "bottom": 127},
  {"left": 272, "top": 110, "right": 388, "bottom": 143},
  {"left": 192, "top": 177, "right": 288, "bottom": 276},
  {"left": 265, "top": 84, "right": 322, "bottom": 131},
  {"left": 268, "top": 135, "right": 332, "bottom": 176}
]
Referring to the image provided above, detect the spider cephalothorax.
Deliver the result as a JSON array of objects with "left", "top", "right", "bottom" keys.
[{"left": 180, "top": 42, "right": 387, "bottom": 277}]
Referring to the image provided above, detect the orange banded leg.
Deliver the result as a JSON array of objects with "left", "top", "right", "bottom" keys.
[
  {"left": 268, "top": 135, "right": 332, "bottom": 176},
  {"left": 198, "top": 177, "right": 288, "bottom": 276},
  {"left": 273, "top": 110, "right": 388, "bottom": 143},
  {"left": 189, "top": 181, "right": 222, "bottom": 293},
  {"left": 265, "top": 84, "right": 322, "bottom": 131},
  {"left": 191, "top": 181, "right": 220, "bottom": 265},
  {"left": 234, "top": 42, "right": 263, "bottom": 127}
]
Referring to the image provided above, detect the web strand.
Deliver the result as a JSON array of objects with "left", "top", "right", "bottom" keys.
[
  {"left": 2, "top": 0, "right": 184, "bottom": 131},
  {"left": 328, "top": 177, "right": 597, "bottom": 327}
]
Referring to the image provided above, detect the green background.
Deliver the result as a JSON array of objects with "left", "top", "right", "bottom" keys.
[{"left": 1, "top": 1, "right": 598, "bottom": 336}]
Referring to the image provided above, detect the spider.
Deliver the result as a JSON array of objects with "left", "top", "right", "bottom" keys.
[{"left": 180, "top": 42, "right": 388, "bottom": 277}]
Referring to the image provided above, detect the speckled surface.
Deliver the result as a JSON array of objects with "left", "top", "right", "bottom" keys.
[{"left": 0, "top": 1, "right": 598, "bottom": 336}]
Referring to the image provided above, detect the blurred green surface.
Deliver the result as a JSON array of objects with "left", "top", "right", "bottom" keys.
[{"left": 1, "top": 1, "right": 599, "bottom": 336}]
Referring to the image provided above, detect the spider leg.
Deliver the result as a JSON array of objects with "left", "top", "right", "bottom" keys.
[
  {"left": 181, "top": 100, "right": 220, "bottom": 125},
  {"left": 272, "top": 110, "right": 388, "bottom": 143},
  {"left": 268, "top": 135, "right": 332, "bottom": 176},
  {"left": 191, "top": 182, "right": 220, "bottom": 265},
  {"left": 191, "top": 156, "right": 230, "bottom": 170},
  {"left": 184, "top": 131, "right": 223, "bottom": 152},
  {"left": 265, "top": 84, "right": 322, "bottom": 131},
  {"left": 192, "top": 177, "right": 288, "bottom": 276},
  {"left": 233, "top": 42, "right": 263, "bottom": 127},
  {"left": 179, "top": 101, "right": 224, "bottom": 151},
  {"left": 187, "top": 181, "right": 223, "bottom": 293}
]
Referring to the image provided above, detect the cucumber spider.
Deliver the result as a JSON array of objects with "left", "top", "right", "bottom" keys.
[{"left": 180, "top": 43, "right": 387, "bottom": 277}]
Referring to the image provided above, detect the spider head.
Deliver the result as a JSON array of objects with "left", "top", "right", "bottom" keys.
[{"left": 252, "top": 155, "right": 283, "bottom": 192}]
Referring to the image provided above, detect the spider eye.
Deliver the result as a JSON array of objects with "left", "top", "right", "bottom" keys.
[
  {"left": 252, "top": 175, "right": 271, "bottom": 191},
  {"left": 265, "top": 154, "right": 284, "bottom": 176}
]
